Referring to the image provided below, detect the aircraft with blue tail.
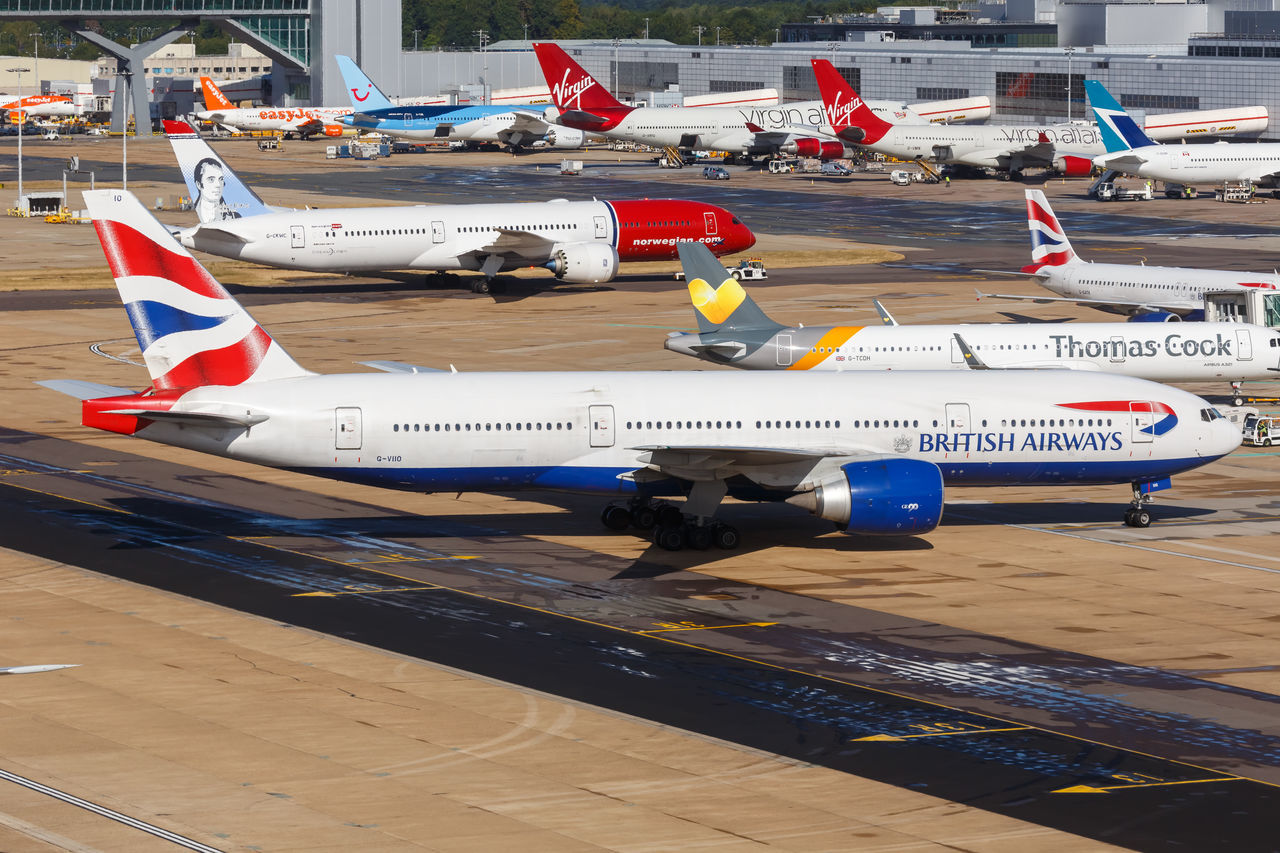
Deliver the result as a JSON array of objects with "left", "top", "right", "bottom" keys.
[
  {"left": 1088, "top": 79, "right": 1280, "bottom": 185},
  {"left": 335, "top": 54, "right": 588, "bottom": 152}
]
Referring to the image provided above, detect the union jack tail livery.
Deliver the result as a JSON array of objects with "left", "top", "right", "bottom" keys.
[
  {"left": 199, "top": 76, "right": 236, "bottom": 112},
  {"left": 810, "top": 59, "right": 894, "bottom": 146},
  {"left": 83, "top": 190, "right": 308, "bottom": 392},
  {"left": 1023, "top": 189, "right": 1076, "bottom": 272},
  {"left": 1084, "top": 80, "right": 1156, "bottom": 153},
  {"left": 533, "top": 42, "right": 625, "bottom": 113},
  {"left": 334, "top": 55, "right": 394, "bottom": 111}
]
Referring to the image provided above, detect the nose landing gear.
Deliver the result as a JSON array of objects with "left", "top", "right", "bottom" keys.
[{"left": 1123, "top": 483, "right": 1154, "bottom": 528}]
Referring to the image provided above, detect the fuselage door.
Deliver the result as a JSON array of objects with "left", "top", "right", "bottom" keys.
[
  {"left": 589, "top": 404, "right": 615, "bottom": 447},
  {"left": 431, "top": 220, "right": 445, "bottom": 243},
  {"left": 1110, "top": 335, "right": 1126, "bottom": 363},
  {"left": 335, "top": 407, "right": 362, "bottom": 450},
  {"left": 290, "top": 225, "right": 305, "bottom": 249},
  {"left": 1130, "top": 401, "right": 1154, "bottom": 443},
  {"left": 1236, "top": 329, "right": 1253, "bottom": 360},
  {"left": 776, "top": 334, "right": 793, "bottom": 366},
  {"left": 703, "top": 211, "right": 717, "bottom": 236},
  {"left": 945, "top": 403, "right": 970, "bottom": 431},
  {"left": 593, "top": 215, "right": 608, "bottom": 239}
]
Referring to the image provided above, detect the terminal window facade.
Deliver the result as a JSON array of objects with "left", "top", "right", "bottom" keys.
[
  {"left": 710, "top": 80, "right": 765, "bottom": 92},
  {"left": 916, "top": 87, "right": 969, "bottom": 100},
  {"left": 996, "top": 71, "right": 1083, "bottom": 118},
  {"left": 1120, "top": 93, "right": 1200, "bottom": 111},
  {"left": 618, "top": 61, "right": 679, "bottom": 96},
  {"left": 784, "top": 64, "right": 857, "bottom": 100}
]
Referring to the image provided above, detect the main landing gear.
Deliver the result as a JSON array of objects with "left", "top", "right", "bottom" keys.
[
  {"left": 600, "top": 497, "right": 741, "bottom": 551},
  {"left": 1123, "top": 483, "right": 1153, "bottom": 528}
]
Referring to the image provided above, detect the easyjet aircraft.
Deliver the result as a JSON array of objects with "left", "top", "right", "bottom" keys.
[
  {"left": 37, "top": 191, "right": 1240, "bottom": 549},
  {"left": 3, "top": 93, "right": 78, "bottom": 123},
  {"left": 163, "top": 121, "right": 754, "bottom": 292},
  {"left": 194, "top": 76, "right": 352, "bottom": 138}
]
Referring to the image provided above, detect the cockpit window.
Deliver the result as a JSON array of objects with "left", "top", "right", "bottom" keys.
[{"left": 1201, "top": 408, "right": 1225, "bottom": 422}]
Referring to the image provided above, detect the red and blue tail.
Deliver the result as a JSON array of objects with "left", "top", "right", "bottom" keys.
[
  {"left": 1023, "top": 189, "right": 1076, "bottom": 273},
  {"left": 83, "top": 190, "right": 308, "bottom": 392}
]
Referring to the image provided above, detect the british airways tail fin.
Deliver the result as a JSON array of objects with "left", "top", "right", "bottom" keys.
[
  {"left": 82, "top": 190, "right": 309, "bottom": 391},
  {"left": 533, "top": 42, "right": 625, "bottom": 112},
  {"left": 677, "top": 242, "right": 783, "bottom": 335},
  {"left": 1023, "top": 189, "right": 1077, "bottom": 272},
  {"left": 335, "top": 55, "right": 395, "bottom": 111},
  {"left": 163, "top": 120, "right": 271, "bottom": 222},
  {"left": 199, "top": 76, "right": 236, "bottom": 111},
  {"left": 811, "top": 59, "right": 895, "bottom": 146},
  {"left": 1084, "top": 80, "right": 1156, "bottom": 152}
]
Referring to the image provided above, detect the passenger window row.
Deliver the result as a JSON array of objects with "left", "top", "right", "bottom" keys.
[{"left": 393, "top": 421, "right": 574, "bottom": 433}]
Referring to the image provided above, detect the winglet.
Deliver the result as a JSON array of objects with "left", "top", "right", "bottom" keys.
[
  {"left": 953, "top": 334, "right": 990, "bottom": 370},
  {"left": 872, "top": 299, "right": 899, "bottom": 326},
  {"left": 335, "top": 55, "right": 395, "bottom": 111}
]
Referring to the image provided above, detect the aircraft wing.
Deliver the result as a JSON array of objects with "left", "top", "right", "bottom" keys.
[
  {"left": 359, "top": 360, "right": 447, "bottom": 374},
  {"left": 508, "top": 109, "right": 553, "bottom": 135},
  {"left": 285, "top": 116, "right": 324, "bottom": 135},
  {"left": 974, "top": 289, "right": 1194, "bottom": 315},
  {"left": 632, "top": 443, "right": 838, "bottom": 473},
  {"left": 470, "top": 228, "right": 558, "bottom": 254},
  {"left": 1096, "top": 152, "right": 1150, "bottom": 170}
]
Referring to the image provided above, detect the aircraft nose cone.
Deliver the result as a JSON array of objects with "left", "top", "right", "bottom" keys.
[{"left": 1211, "top": 417, "right": 1243, "bottom": 457}]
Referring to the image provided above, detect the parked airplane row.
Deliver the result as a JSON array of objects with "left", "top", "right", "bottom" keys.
[{"left": 38, "top": 191, "right": 1242, "bottom": 557}]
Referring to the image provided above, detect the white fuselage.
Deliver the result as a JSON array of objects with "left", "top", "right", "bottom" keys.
[
  {"left": 180, "top": 200, "right": 616, "bottom": 273},
  {"left": 196, "top": 105, "right": 352, "bottom": 134},
  {"left": 1098, "top": 142, "right": 1280, "bottom": 185},
  {"left": 670, "top": 321, "right": 1280, "bottom": 383},
  {"left": 136, "top": 370, "right": 1238, "bottom": 497},
  {"left": 1041, "top": 260, "right": 1280, "bottom": 311},
  {"left": 862, "top": 123, "right": 1106, "bottom": 169}
]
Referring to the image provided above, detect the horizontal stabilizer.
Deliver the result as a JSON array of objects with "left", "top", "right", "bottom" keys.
[
  {"left": 689, "top": 341, "right": 747, "bottom": 358},
  {"left": 972, "top": 269, "right": 1051, "bottom": 280},
  {"left": 101, "top": 408, "right": 268, "bottom": 428},
  {"left": 181, "top": 224, "right": 251, "bottom": 244},
  {"left": 358, "top": 360, "right": 446, "bottom": 374},
  {"left": 558, "top": 109, "right": 610, "bottom": 126},
  {"left": 35, "top": 379, "right": 136, "bottom": 400}
]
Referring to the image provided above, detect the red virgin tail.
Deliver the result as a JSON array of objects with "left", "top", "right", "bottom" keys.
[
  {"left": 533, "top": 42, "right": 624, "bottom": 112},
  {"left": 810, "top": 59, "right": 894, "bottom": 146}
]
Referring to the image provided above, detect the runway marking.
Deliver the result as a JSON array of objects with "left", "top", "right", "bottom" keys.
[
  {"left": 0, "top": 479, "right": 131, "bottom": 514},
  {"left": 0, "top": 767, "right": 224, "bottom": 852},
  {"left": 637, "top": 620, "right": 779, "bottom": 634},
  {"left": 293, "top": 584, "right": 441, "bottom": 598},
  {"left": 7, "top": 476, "right": 1279, "bottom": 793},
  {"left": 854, "top": 723, "right": 1033, "bottom": 741},
  {"left": 1053, "top": 775, "right": 1243, "bottom": 795}
]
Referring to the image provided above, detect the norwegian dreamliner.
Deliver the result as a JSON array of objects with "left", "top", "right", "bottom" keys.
[
  {"left": 39, "top": 191, "right": 1239, "bottom": 545},
  {"left": 667, "top": 241, "right": 1280, "bottom": 404},
  {"left": 335, "top": 55, "right": 590, "bottom": 152},
  {"left": 1088, "top": 80, "right": 1280, "bottom": 186},
  {"left": 978, "top": 190, "right": 1280, "bottom": 341},
  {"left": 162, "top": 121, "right": 754, "bottom": 293},
  {"left": 532, "top": 43, "right": 981, "bottom": 161}
]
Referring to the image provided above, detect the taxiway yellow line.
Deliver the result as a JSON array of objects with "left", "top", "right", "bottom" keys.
[
  {"left": 637, "top": 621, "right": 778, "bottom": 634},
  {"left": 1053, "top": 776, "right": 1243, "bottom": 794}
]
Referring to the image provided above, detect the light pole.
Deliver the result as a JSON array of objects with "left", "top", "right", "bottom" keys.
[
  {"left": 117, "top": 68, "right": 132, "bottom": 190},
  {"left": 1064, "top": 46, "right": 1076, "bottom": 122},
  {"left": 612, "top": 37, "right": 620, "bottom": 98},
  {"left": 413, "top": 29, "right": 420, "bottom": 51},
  {"left": 522, "top": 24, "right": 529, "bottom": 42},
  {"left": 644, "top": 18, "right": 650, "bottom": 40},
  {"left": 693, "top": 25, "right": 705, "bottom": 46},
  {"left": 715, "top": 26, "right": 722, "bottom": 46},
  {"left": 9, "top": 65, "right": 30, "bottom": 205}
]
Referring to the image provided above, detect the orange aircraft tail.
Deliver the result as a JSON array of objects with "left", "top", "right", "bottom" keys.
[{"left": 199, "top": 76, "right": 236, "bottom": 111}]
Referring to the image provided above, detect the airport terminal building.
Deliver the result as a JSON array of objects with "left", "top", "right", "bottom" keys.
[{"left": 8, "top": 0, "right": 1280, "bottom": 137}]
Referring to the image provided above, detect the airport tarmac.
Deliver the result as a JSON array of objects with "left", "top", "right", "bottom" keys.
[{"left": 1, "top": 137, "right": 1279, "bottom": 851}]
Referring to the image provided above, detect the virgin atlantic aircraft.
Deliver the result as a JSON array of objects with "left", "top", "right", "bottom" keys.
[
  {"left": 38, "top": 191, "right": 1239, "bottom": 550},
  {"left": 163, "top": 120, "right": 754, "bottom": 292}
]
